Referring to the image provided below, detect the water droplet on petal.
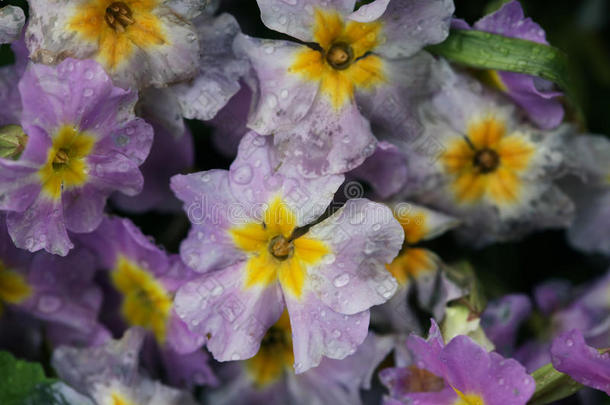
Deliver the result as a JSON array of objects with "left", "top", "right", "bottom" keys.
[
  {"left": 231, "top": 164, "right": 253, "bottom": 184},
  {"left": 333, "top": 273, "right": 350, "bottom": 288},
  {"left": 38, "top": 295, "right": 62, "bottom": 313}
]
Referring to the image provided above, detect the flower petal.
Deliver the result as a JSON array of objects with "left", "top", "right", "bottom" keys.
[
  {"left": 305, "top": 199, "right": 403, "bottom": 314},
  {"left": 286, "top": 290, "right": 369, "bottom": 373},
  {"left": 257, "top": 0, "right": 356, "bottom": 42},
  {"left": 172, "top": 13, "right": 248, "bottom": 121},
  {"left": 174, "top": 263, "right": 285, "bottom": 362}
]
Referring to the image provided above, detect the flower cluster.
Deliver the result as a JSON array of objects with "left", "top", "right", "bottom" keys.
[{"left": 0, "top": 0, "right": 609, "bottom": 404}]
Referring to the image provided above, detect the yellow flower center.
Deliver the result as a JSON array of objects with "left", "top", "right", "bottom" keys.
[
  {"left": 453, "top": 388, "right": 486, "bottom": 405},
  {"left": 38, "top": 125, "right": 96, "bottom": 200},
  {"left": 245, "top": 311, "right": 294, "bottom": 387},
  {"left": 288, "top": 9, "right": 385, "bottom": 109},
  {"left": 0, "top": 260, "right": 32, "bottom": 316},
  {"left": 104, "top": 2, "right": 135, "bottom": 32},
  {"left": 440, "top": 115, "right": 535, "bottom": 206},
  {"left": 229, "top": 196, "right": 329, "bottom": 299},
  {"left": 111, "top": 256, "right": 172, "bottom": 344},
  {"left": 110, "top": 392, "right": 137, "bottom": 405},
  {"left": 66, "top": 0, "right": 167, "bottom": 70}
]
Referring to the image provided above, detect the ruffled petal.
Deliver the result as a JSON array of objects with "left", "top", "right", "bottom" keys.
[
  {"left": 305, "top": 199, "right": 403, "bottom": 314},
  {"left": 172, "top": 13, "right": 248, "bottom": 121},
  {"left": 174, "top": 263, "right": 285, "bottom": 362},
  {"left": 257, "top": 0, "right": 356, "bottom": 42},
  {"left": 7, "top": 195, "right": 72, "bottom": 255},
  {"left": 285, "top": 289, "right": 369, "bottom": 373},
  {"left": 551, "top": 329, "right": 610, "bottom": 395}
]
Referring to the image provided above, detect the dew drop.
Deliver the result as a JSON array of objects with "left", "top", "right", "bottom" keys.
[
  {"left": 38, "top": 295, "right": 62, "bottom": 313},
  {"left": 333, "top": 273, "right": 350, "bottom": 288},
  {"left": 231, "top": 164, "right": 253, "bottom": 184}
]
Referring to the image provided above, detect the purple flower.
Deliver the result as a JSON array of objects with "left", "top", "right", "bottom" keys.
[
  {"left": 515, "top": 271, "right": 610, "bottom": 372},
  {"left": 52, "top": 328, "right": 200, "bottom": 405},
  {"left": 551, "top": 329, "right": 610, "bottom": 395},
  {"left": 0, "top": 58, "right": 153, "bottom": 256},
  {"left": 453, "top": 1, "right": 564, "bottom": 129},
  {"left": 209, "top": 84, "right": 252, "bottom": 158},
  {"left": 398, "top": 60, "right": 574, "bottom": 246},
  {"left": 0, "top": 6, "right": 24, "bottom": 44},
  {"left": 208, "top": 314, "right": 394, "bottom": 405},
  {"left": 481, "top": 294, "right": 532, "bottom": 356},
  {"left": 170, "top": 12, "right": 249, "bottom": 121},
  {"left": 0, "top": 216, "right": 106, "bottom": 341},
  {"left": 349, "top": 142, "right": 409, "bottom": 200},
  {"left": 171, "top": 132, "right": 403, "bottom": 373},
  {"left": 76, "top": 217, "right": 206, "bottom": 351},
  {"left": 381, "top": 321, "right": 535, "bottom": 405},
  {"left": 374, "top": 202, "right": 462, "bottom": 335},
  {"left": 112, "top": 88, "right": 195, "bottom": 213},
  {"left": 26, "top": 0, "right": 203, "bottom": 89},
  {"left": 235, "top": 0, "right": 454, "bottom": 176}
]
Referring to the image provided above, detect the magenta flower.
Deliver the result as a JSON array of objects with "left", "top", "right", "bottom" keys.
[
  {"left": 381, "top": 321, "right": 535, "bottom": 405},
  {"left": 0, "top": 58, "right": 153, "bottom": 256},
  {"left": 171, "top": 132, "right": 403, "bottom": 373},
  {"left": 551, "top": 329, "right": 610, "bottom": 395}
]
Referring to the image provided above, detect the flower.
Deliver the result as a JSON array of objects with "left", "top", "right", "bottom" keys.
[
  {"left": 0, "top": 216, "right": 106, "bottom": 342},
  {"left": 112, "top": 88, "right": 195, "bottom": 213},
  {"left": 170, "top": 11, "right": 249, "bottom": 121},
  {"left": 0, "top": 6, "right": 25, "bottom": 44},
  {"left": 551, "top": 329, "right": 610, "bottom": 395},
  {"left": 76, "top": 217, "right": 206, "bottom": 351},
  {"left": 235, "top": 0, "right": 454, "bottom": 176},
  {"left": 26, "top": 0, "right": 203, "bottom": 89},
  {"left": 209, "top": 84, "right": 251, "bottom": 158},
  {"left": 513, "top": 271, "right": 610, "bottom": 372},
  {"left": 452, "top": 0, "right": 564, "bottom": 129},
  {"left": 207, "top": 312, "right": 394, "bottom": 405},
  {"left": 373, "top": 202, "right": 463, "bottom": 335},
  {"left": 0, "top": 58, "right": 153, "bottom": 255},
  {"left": 481, "top": 294, "right": 532, "bottom": 356},
  {"left": 52, "top": 328, "right": 200, "bottom": 405},
  {"left": 399, "top": 60, "right": 574, "bottom": 246},
  {"left": 171, "top": 131, "right": 403, "bottom": 373},
  {"left": 561, "top": 134, "right": 610, "bottom": 255},
  {"left": 381, "top": 320, "right": 535, "bottom": 405},
  {"left": 349, "top": 141, "right": 409, "bottom": 200}
]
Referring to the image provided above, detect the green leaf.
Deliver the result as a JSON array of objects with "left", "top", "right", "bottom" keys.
[
  {"left": 0, "top": 125, "right": 28, "bottom": 160},
  {"left": 0, "top": 351, "right": 56, "bottom": 405},
  {"left": 428, "top": 29, "right": 572, "bottom": 90},
  {"left": 427, "top": 29, "right": 584, "bottom": 126},
  {"left": 528, "top": 362, "right": 583, "bottom": 405}
]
